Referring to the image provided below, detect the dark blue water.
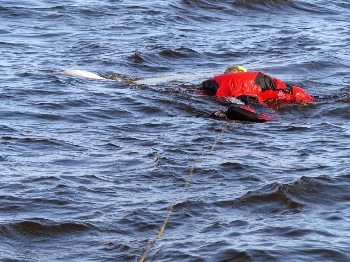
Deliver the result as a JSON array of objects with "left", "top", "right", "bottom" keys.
[{"left": 1, "top": 1, "right": 350, "bottom": 261}]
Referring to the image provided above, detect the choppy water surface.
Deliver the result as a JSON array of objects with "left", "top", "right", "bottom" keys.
[{"left": 1, "top": 0, "right": 350, "bottom": 261}]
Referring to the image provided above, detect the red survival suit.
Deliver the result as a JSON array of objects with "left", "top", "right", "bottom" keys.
[
  {"left": 212, "top": 71, "right": 314, "bottom": 103},
  {"left": 203, "top": 71, "right": 314, "bottom": 122}
]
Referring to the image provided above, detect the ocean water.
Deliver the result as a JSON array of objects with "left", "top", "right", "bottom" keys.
[{"left": 1, "top": 0, "right": 350, "bottom": 261}]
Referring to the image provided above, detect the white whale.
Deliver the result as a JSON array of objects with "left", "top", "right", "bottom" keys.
[
  {"left": 62, "top": 69, "right": 210, "bottom": 85},
  {"left": 62, "top": 69, "right": 107, "bottom": 80}
]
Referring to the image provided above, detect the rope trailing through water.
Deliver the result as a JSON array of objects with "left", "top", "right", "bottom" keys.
[{"left": 139, "top": 124, "right": 229, "bottom": 262}]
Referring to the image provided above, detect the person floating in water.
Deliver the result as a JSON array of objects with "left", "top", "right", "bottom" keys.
[
  {"left": 200, "top": 65, "right": 315, "bottom": 122},
  {"left": 63, "top": 65, "right": 314, "bottom": 123}
]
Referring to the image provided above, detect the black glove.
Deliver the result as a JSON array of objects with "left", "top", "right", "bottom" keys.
[
  {"left": 200, "top": 79, "right": 219, "bottom": 95},
  {"left": 226, "top": 105, "right": 266, "bottom": 123}
]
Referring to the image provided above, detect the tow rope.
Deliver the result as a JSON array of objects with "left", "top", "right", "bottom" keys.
[{"left": 139, "top": 124, "right": 229, "bottom": 262}]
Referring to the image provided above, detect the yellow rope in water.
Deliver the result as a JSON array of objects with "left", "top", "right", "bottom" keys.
[{"left": 139, "top": 125, "right": 228, "bottom": 262}]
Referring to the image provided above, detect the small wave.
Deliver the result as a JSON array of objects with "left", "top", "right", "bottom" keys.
[
  {"left": 214, "top": 247, "right": 275, "bottom": 262},
  {"left": 1, "top": 136, "right": 61, "bottom": 145},
  {"left": 176, "top": 0, "right": 325, "bottom": 18},
  {"left": 232, "top": 0, "right": 337, "bottom": 14},
  {"left": 255, "top": 225, "right": 335, "bottom": 238},
  {"left": 213, "top": 182, "right": 301, "bottom": 212},
  {"left": 275, "top": 176, "right": 350, "bottom": 206},
  {"left": 172, "top": 199, "right": 208, "bottom": 213},
  {"left": 301, "top": 248, "right": 348, "bottom": 261},
  {"left": 127, "top": 48, "right": 202, "bottom": 74},
  {"left": 78, "top": 6, "right": 116, "bottom": 18},
  {"left": 214, "top": 175, "right": 350, "bottom": 212},
  {"left": 101, "top": 242, "right": 132, "bottom": 253},
  {"left": 159, "top": 48, "right": 199, "bottom": 59},
  {"left": 338, "top": 94, "right": 350, "bottom": 103},
  {"left": 201, "top": 219, "right": 248, "bottom": 234},
  {"left": 234, "top": 0, "right": 292, "bottom": 6},
  {"left": 0, "top": 41, "right": 31, "bottom": 53},
  {"left": 14, "top": 221, "right": 91, "bottom": 234},
  {"left": 128, "top": 52, "right": 145, "bottom": 63},
  {"left": 0, "top": 5, "right": 33, "bottom": 18},
  {"left": 0, "top": 125, "right": 16, "bottom": 132},
  {"left": 181, "top": 0, "right": 229, "bottom": 10},
  {"left": 220, "top": 161, "right": 245, "bottom": 170},
  {"left": 35, "top": 113, "right": 64, "bottom": 121},
  {"left": 325, "top": 106, "right": 350, "bottom": 120},
  {"left": 0, "top": 220, "right": 93, "bottom": 238},
  {"left": 240, "top": 182, "right": 302, "bottom": 210},
  {"left": 281, "top": 125, "right": 311, "bottom": 132}
]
